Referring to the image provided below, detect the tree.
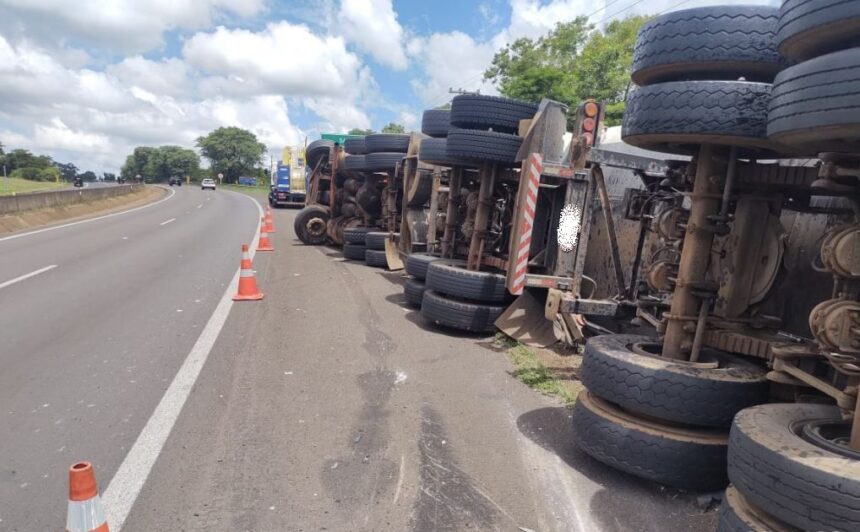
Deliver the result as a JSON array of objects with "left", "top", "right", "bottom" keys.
[
  {"left": 381, "top": 123, "right": 405, "bottom": 133},
  {"left": 4, "top": 148, "right": 53, "bottom": 172},
  {"left": 120, "top": 145, "right": 200, "bottom": 182},
  {"left": 56, "top": 162, "right": 79, "bottom": 182},
  {"left": 77, "top": 170, "right": 98, "bottom": 182},
  {"left": 196, "top": 127, "right": 266, "bottom": 183},
  {"left": 348, "top": 128, "right": 374, "bottom": 135},
  {"left": 121, "top": 146, "right": 156, "bottom": 181},
  {"left": 102, "top": 172, "right": 116, "bottom": 182},
  {"left": 484, "top": 15, "right": 649, "bottom": 126}
]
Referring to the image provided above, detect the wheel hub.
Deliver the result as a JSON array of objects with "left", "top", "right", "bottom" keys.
[{"left": 798, "top": 418, "right": 860, "bottom": 460}]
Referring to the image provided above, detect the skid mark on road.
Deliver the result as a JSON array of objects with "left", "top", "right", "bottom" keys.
[
  {"left": 410, "top": 405, "right": 508, "bottom": 532},
  {"left": 0, "top": 264, "right": 58, "bottom": 290},
  {"left": 321, "top": 369, "right": 399, "bottom": 521}
]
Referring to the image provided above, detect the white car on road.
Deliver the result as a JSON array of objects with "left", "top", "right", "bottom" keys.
[{"left": 201, "top": 178, "right": 216, "bottom": 190}]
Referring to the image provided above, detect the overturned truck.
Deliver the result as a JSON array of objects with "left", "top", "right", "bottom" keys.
[{"left": 294, "top": 2, "right": 860, "bottom": 527}]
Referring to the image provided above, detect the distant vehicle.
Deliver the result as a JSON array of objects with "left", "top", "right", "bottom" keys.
[
  {"left": 201, "top": 178, "right": 216, "bottom": 191},
  {"left": 268, "top": 162, "right": 305, "bottom": 207},
  {"left": 73, "top": 177, "right": 83, "bottom": 188},
  {"left": 168, "top": 177, "right": 183, "bottom": 187}
]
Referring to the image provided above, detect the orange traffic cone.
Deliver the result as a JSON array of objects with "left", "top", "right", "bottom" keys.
[
  {"left": 240, "top": 244, "right": 253, "bottom": 269},
  {"left": 233, "top": 245, "right": 264, "bottom": 301},
  {"left": 66, "top": 462, "right": 109, "bottom": 532},
  {"left": 257, "top": 218, "right": 274, "bottom": 252},
  {"left": 265, "top": 208, "right": 275, "bottom": 233}
]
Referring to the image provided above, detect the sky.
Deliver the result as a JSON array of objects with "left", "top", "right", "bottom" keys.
[{"left": 0, "top": 0, "right": 778, "bottom": 174}]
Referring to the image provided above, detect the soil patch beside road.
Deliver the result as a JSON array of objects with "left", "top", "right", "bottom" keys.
[{"left": 0, "top": 186, "right": 166, "bottom": 235}]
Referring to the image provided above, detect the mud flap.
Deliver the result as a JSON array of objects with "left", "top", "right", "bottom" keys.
[
  {"left": 494, "top": 289, "right": 562, "bottom": 347},
  {"left": 384, "top": 237, "right": 404, "bottom": 271}
]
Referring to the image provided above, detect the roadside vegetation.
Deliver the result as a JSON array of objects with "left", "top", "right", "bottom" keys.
[
  {"left": 0, "top": 142, "right": 109, "bottom": 186},
  {"left": 484, "top": 15, "right": 649, "bottom": 126},
  {"left": 495, "top": 333, "right": 580, "bottom": 405},
  {"left": 0, "top": 176, "right": 67, "bottom": 196}
]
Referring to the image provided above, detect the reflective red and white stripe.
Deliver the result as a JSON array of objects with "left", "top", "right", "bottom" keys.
[{"left": 512, "top": 153, "right": 542, "bottom": 295}]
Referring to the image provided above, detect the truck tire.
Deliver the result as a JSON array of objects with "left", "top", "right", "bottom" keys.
[
  {"left": 365, "top": 134, "right": 410, "bottom": 153},
  {"left": 419, "top": 137, "right": 471, "bottom": 168},
  {"left": 450, "top": 94, "right": 538, "bottom": 134},
  {"left": 344, "top": 154, "right": 370, "bottom": 172},
  {"left": 717, "top": 486, "right": 797, "bottom": 532},
  {"left": 306, "top": 139, "right": 334, "bottom": 170},
  {"left": 446, "top": 129, "right": 523, "bottom": 166},
  {"left": 631, "top": 6, "right": 782, "bottom": 86},
  {"left": 420, "top": 290, "right": 505, "bottom": 333},
  {"left": 580, "top": 334, "right": 769, "bottom": 427},
  {"left": 767, "top": 47, "right": 860, "bottom": 153},
  {"left": 421, "top": 109, "right": 451, "bottom": 137},
  {"left": 403, "top": 277, "right": 426, "bottom": 307},
  {"left": 622, "top": 80, "right": 778, "bottom": 156},
  {"left": 728, "top": 403, "right": 860, "bottom": 532},
  {"left": 426, "top": 260, "right": 508, "bottom": 303},
  {"left": 364, "top": 231, "right": 390, "bottom": 251},
  {"left": 572, "top": 390, "right": 730, "bottom": 491},
  {"left": 777, "top": 0, "right": 860, "bottom": 60},
  {"left": 293, "top": 205, "right": 329, "bottom": 245},
  {"left": 343, "top": 243, "right": 366, "bottom": 260},
  {"left": 364, "top": 152, "right": 403, "bottom": 172},
  {"left": 365, "top": 249, "right": 388, "bottom": 268},
  {"left": 344, "top": 137, "right": 366, "bottom": 155},
  {"left": 367, "top": 231, "right": 398, "bottom": 250},
  {"left": 406, "top": 171, "right": 433, "bottom": 207},
  {"left": 344, "top": 227, "right": 373, "bottom": 244},
  {"left": 405, "top": 253, "right": 446, "bottom": 280}
]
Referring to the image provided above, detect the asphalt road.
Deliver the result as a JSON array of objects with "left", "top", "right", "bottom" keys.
[
  {"left": 120, "top": 206, "right": 717, "bottom": 532},
  {"left": 0, "top": 186, "right": 262, "bottom": 530},
  {"left": 1, "top": 192, "right": 718, "bottom": 531}
]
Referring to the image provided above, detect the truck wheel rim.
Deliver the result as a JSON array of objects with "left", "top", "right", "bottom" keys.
[
  {"left": 307, "top": 218, "right": 326, "bottom": 237},
  {"left": 799, "top": 419, "right": 860, "bottom": 460}
]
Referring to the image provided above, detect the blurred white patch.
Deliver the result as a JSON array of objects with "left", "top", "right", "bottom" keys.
[{"left": 557, "top": 204, "right": 581, "bottom": 253}]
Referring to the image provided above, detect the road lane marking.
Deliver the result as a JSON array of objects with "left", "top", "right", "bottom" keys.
[
  {"left": 197, "top": 204, "right": 202, "bottom": 209},
  {"left": 0, "top": 186, "right": 176, "bottom": 244},
  {"left": 159, "top": 218, "right": 176, "bottom": 226},
  {"left": 103, "top": 193, "right": 263, "bottom": 530},
  {"left": 0, "top": 265, "right": 58, "bottom": 290}
]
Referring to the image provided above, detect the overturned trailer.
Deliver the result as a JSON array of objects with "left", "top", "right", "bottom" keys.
[{"left": 389, "top": 3, "right": 860, "bottom": 527}]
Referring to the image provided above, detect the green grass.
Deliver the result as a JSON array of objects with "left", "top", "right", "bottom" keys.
[
  {"left": 0, "top": 177, "right": 67, "bottom": 196},
  {"left": 498, "top": 334, "right": 578, "bottom": 404}
]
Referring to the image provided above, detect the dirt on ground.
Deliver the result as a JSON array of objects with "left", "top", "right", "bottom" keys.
[{"left": 0, "top": 186, "right": 166, "bottom": 235}]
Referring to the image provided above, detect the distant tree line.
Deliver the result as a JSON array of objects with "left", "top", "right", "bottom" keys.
[
  {"left": 121, "top": 126, "right": 267, "bottom": 184},
  {"left": 0, "top": 141, "right": 107, "bottom": 182},
  {"left": 348, "top": 123, "right": 405, "bottom": 135}
]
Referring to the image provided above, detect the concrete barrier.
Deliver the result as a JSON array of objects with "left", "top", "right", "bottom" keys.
[{"left": 0, "top": 184, "right": 144, "bottom": 216}]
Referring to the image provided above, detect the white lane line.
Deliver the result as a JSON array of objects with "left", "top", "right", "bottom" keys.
[
  {"left": 0, "top": 186, "right": 176, "bottom": 243},
  {"left": 103, "top": 193, "right": 263, "bottom": 531},
  {"left": 159, "top": 218, "right": 176, "bottom": 226},
  {"left": 0, "top": 264, "right": 58, "bottom": 290},
  {"left": 197, "top": 204, "right": 202, "bottom": 209}
]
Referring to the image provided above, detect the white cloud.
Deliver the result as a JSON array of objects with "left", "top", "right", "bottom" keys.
[
  {"left": 183, "top": 22, "right": 365, "bottom": 98},
  {"left": 0, "top": 0, "right": 265, "bottom": 53},
  {"left": 0, "top": 34, "right": 309, "bottom": 174},
  {"left": 336, "top": 0, "right": 408, "bottom": 70},
  {"left": 407, "top": 31, "right": 498, "bottom": 106},
  {"left": 409, "top": 0, "right": 780, "bottom": 107}
]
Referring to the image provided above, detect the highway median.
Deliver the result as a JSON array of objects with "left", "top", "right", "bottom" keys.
[{"left": 0, "top": 185, "right": 167, "bottom": 235}]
